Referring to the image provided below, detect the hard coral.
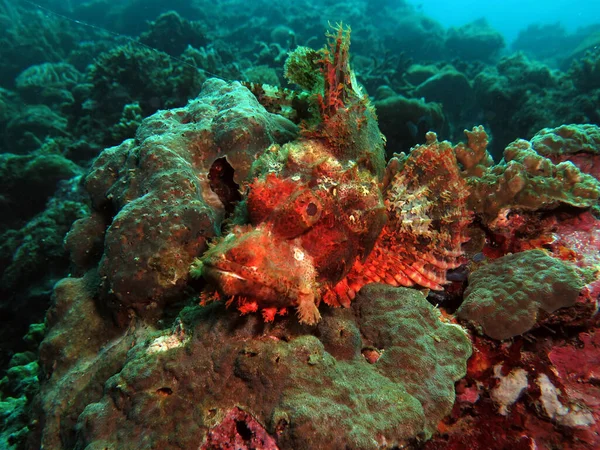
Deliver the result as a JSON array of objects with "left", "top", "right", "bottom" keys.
[
  {"left": 531, "top": 123, "right": 600, "bottom": 180},
  {"left": 73, "top": 78, "right": 297, "bottom": 323},
  {"left": 464, "top": 127, "right": 600, "bottom": 227},
  {"left": 457, "top": 249, "right": 583, "bottom": 340},
  {"left": 64, "top": 285, "right": 470, "bottom": 450}
]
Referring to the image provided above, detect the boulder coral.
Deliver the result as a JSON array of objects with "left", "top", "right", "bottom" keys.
[
  {"left": 457, "top": 250, "right": 583, "bottom": 340},
  {"left": 39, "top": 283, "right": 470, "bottom": 450},
  {"left": 70, "top": 78, "right": 297, "bottom": 323}
]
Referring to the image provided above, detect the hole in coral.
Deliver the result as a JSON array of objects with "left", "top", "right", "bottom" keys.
[
  {"left": 208, "top": 157, "right": 241, "bottom": 214},
  {"left": 235, "top": 420, "right": 253, "bottom": 441},
  {"left": 156, "top": 387, "right": 173, "bottom": 396},
  {"left": 275, "top": 418, "right": 289, "bottom": 435}
]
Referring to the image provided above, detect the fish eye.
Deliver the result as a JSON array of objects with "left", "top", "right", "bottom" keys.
[{"left": 306, "top": 202, "right": 318, "bottom": 216}]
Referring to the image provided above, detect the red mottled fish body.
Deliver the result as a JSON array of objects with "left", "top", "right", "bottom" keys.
[{"left": 192, "top": 25, "right": 471, "bottom": 324}]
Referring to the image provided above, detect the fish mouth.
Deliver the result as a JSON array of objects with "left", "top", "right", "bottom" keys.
[
  {"left": 203, "top": 265, "right": 246, "bottom": 282},
  {"left": 201, "top": 260, "right": 288, "bottom": 307}
]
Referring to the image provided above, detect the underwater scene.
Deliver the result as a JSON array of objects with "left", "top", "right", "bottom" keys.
[{"left": 1, "top": 0, "right": 600, "bottom": 448}]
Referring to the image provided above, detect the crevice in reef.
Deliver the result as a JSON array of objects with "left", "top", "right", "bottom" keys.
[{"left": 208, "top": 157, "right": 241, "bottom": 214}]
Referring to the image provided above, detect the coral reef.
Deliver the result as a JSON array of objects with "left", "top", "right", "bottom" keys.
[
  {"left": 445, "top": 19, "right": 505, "bottom": 62},
  {"left": 2, "top": 3, "right": 600, "bottom": 449},
  {"left": 37, "top": 282, "right": 470, "bottom": 450},
  {"left": 87, "top": 42, "right": 204, "bottom": 139},
  {"left": 14, "top": 62, "right": 82, "bottom": 106},
  {"left": 139, "top": 11, "right": 208, "bottom": 57},
  {"left": 5, "top": 105, "right": 70, "bottom": 154},
  {"left": 373, "top": 93, "right": 446, "bottom": 156},
  {"left": 412, "top": 65, "right": 475, "bottom": 119},
  {"left": 0, "top": 176, "right": 87, "bottom": 378},
  {"left": 0, "top": 323, "right": 44, "bottom": 450},
  {"left": 570, "top": 47, "right": 600, "bottom": 91},
  {"left": 0, "top": 145, "right": 81, "bottom": 228}
]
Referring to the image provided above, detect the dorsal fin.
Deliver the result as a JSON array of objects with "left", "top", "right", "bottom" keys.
[{"left": 324, "top": 132, "right": 472, "bottom": 304}]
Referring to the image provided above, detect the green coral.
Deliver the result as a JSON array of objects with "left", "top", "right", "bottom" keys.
[
  {"left": 0, "top": 323, "right": 45, "bottom": 450},
  {"left": 531, "top": 123, "right": 600, "bottom": 156},
  {"left": 466, "top": 135, "right": 600, "bottom": 225},
  {"left": 457, "top": 250, "right": 583, "bottom": 340},
  {"left": 355, "top": 284, "right": 472, "bottom": 439},
  {"left": 49, "top": 284, "right": 471, "bottom": 449}
]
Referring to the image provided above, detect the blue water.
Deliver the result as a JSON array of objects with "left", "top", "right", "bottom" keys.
[{"left": 413, "top": 0, "right": 600, "bottom": 43}]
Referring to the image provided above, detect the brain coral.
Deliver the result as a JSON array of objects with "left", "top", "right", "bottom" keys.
[
  {"left": 457, "top": 250, "right": 583, "bottom": 340},
  {"left": 55, "top": 284, "right": 471, "bottom": 450}
]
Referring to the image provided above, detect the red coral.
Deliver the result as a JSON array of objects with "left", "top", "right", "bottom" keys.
[{"left": 200, "top": 407, "right": 279, "bottom": 450}]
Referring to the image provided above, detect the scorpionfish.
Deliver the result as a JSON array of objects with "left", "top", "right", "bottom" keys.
[{"left": 191, "top": 26, "right": 471, "bottom": 324}]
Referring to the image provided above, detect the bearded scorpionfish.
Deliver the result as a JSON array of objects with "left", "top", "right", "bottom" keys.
[{"left": 191, "top": 26, "right": 471, "bottom": 324}]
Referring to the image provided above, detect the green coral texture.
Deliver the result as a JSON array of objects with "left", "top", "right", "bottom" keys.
[
  {"left": 457, "top": 250, "right": 583, "bottom": 340},
  {"left": 69, "top": 284, "right": 471, "bottom": 450}
]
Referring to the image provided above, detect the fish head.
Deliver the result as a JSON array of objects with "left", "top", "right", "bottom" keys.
[
  {"left": 198, "top": 140, "right": 387, "bottom": 321},
  {"left": 200, "top": 225, "right": 317, "bottom": 310}
]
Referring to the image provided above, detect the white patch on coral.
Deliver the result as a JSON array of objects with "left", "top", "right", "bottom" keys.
[
  {"left": 293, "top": 247, "right": 305, "bottom": 261},
  {"left": 490, "top": 364, "right": 528, "bottom": 415},
  {"left": 536, "top": 373, "right": 595, "bottom": 427},
  {"left": 147, "top": 333, "right": 189, "bottom": 354}
]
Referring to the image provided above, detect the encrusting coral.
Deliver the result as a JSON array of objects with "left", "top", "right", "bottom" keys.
[
  {"left": 455, "top": 126, "right": 600, "bottom": 227},
  {"left": 42, "top": 284, "right": 470, "bottom": 450}
]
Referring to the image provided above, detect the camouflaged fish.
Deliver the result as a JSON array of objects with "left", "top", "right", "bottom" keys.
[{"left": 191, "top": 26, "right": 471, "bottom": 324}]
